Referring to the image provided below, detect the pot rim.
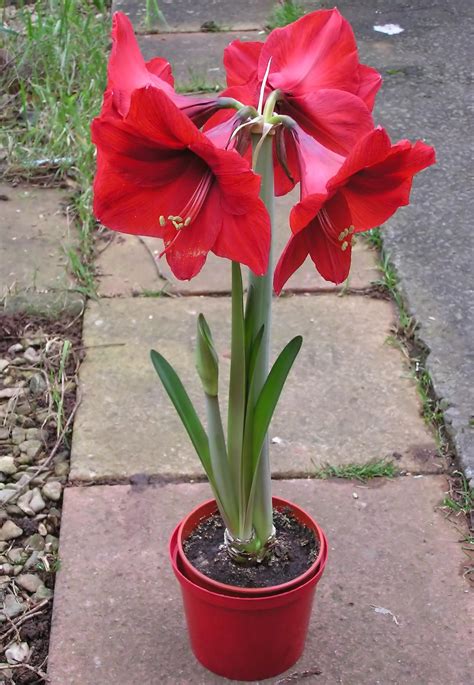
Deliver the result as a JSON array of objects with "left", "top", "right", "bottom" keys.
[
  {"left": 175, "top": 496, "right": 327, "bottom": 598},
  {"left": 170, "top": 520, "right": 328, "bottom": 608}
]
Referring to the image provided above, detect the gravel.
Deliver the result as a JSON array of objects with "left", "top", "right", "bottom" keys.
[{"left": 0, "top": 312, "right": 83, "bottom": 683}]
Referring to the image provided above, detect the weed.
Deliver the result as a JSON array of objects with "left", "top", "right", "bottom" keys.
[
  {"left": 176, "top": 70, "right": 224, "bottom": 94},
  {"left": 315, "top": 459, "right": 398, "bottom": 482},
  {"left": 1, "top": 0, "right": 110, "bottom": 291},
  {"left": 145, "top": 0, "right": 168, "bottom": 30},
  {"left": 365, "top": 227, "right": 453, "bottom": 460},
  {"left": 267, "top": 1, "right": 307, "bottom": 30},
  {"left": 442, "top": 471, "right": 474, "bottom": 516}
]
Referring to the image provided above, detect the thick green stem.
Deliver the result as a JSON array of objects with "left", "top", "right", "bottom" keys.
[{"left": 247, "top": 132, "right": 275, "bottom": 547}]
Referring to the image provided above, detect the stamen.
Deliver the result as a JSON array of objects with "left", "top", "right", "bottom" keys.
[
  {"left": 159, "top": 215, "right": 166, "bottom": 227},
  {"left": 341, "top": 241, "right": 348, "bottom": 251},
  {"left": 258, "top": 57, "right": 273, "bottom": 115}
]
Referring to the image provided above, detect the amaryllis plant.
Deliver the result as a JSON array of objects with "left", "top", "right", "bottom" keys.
[{"left": 92, "top": 10, "right": 435, "bottom": 563}]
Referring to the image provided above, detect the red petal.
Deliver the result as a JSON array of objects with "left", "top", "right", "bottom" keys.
[
  {"left": 224, "top": 40, "right": 262, "bottom": 87},
  {"left": 261, "top": 9, "right": 360, "bottom": 95},
  {"left": 307, "top": 218, "right": 352, "bottom": 284},
  {"left": 283, "top": 89, "right": 374, "bottom": 155},
  {"left": 342, "top": 140, "right": 436, "bottom": 230},
  {"left": 164, "top": 184, "right": 222, "bottom": 280},
  {"left": 107, "top": 13, "right": 176, "bottom": 116},
  {"left": 357, "top": 64, "right": 382, "bottom": 111},
  {"left": 291, "top": 124, "right": 344, "bottom": 197},
  {"left": 213, "top": 195, "right": 270, "bottom": 276},
  {"left": 290, "top": 193, "right": 327, "bottom": 234},
  {"left": 273, "top": 231, "right": 309, "bottom": 294},
  {"left": 146, "top": 56, "right": 174, "bottom": 86},
  {"left": 329, "top": 127, "right": 392, "bottom": 189}
]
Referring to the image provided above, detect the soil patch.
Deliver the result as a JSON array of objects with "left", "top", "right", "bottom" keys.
[{"left": 183, "top": 508, "right": 319, "bottom": 588}]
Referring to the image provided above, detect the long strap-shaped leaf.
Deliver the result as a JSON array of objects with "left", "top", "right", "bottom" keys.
[
  {"left": 150, "top": 349, "right": 213, "bottom": 483},
  {"left": 242, "top": 335, "right": 303, "bottom": 533},
  {"left": 250, "top": 335, "right": 303, "bottom": 482}
]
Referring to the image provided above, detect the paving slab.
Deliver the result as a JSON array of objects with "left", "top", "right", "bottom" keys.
[
  {"left": 70, "top": 296, "right": 439, "bottom": 481},
  {"left": 349, "top": 0, "right": 474, "bottom": 486},
  {"left": 139, "top": 30, "right": 260, "bottom": 87},
  {"left": 0, "top": 184, "right": 84, "bottom": 314},
  {"left": 112, "top": 0, "right": 317, "bottom": 33},
  {"left": 97, "top": 189, "right": 379, "bottom": 296},
  {"left": 48, "top": 477, "right": 473, "bottom": 685}
]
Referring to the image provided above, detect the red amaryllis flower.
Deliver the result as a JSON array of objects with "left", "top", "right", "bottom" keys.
[
  {"left": 105, "top": 12, "right": 221, "bottom": 126},
  {"left": 274, "top": 127, "right": 435, "bottom": 292},
  {"left": 209, "top": 9, "right": 379, "bottom": 194},
  {"left": 91, "top": 86, "right": 270, "bottom": 280}
]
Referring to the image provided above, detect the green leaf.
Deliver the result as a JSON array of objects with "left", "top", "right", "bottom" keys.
[
  {"left": 247, "top": 325, "right": 264, "bottom": 397},
  {"left": 150, "top": 349, "right": 213, "bottom": 480},
  {"left": 251, "top": 336, "right": 303, "bottom": 471}
]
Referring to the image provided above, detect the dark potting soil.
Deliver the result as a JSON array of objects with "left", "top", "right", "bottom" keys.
[{"left": 183, "top": 508, "right": 319, "bottom": 588}]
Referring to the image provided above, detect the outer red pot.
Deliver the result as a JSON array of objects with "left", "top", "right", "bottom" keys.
[
  {"left": 177, "top": 497, "right": 327, "bottom": 597},
  {"left": 169, "top": 500, "right": 328, "bottom": 681}
]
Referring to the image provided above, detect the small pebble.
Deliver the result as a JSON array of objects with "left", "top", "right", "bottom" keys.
[
  {"left": 0, "top": 427, "right": 10, "bottom": 440},
  {"left": 0, "top": 358, "right": 10, "bottom": 373},
  {"left": 5, "top": 641, "right": 30, "bottom": 665},
  {"left": 38, "top": 523, "right": 48, "bottom": 536},
  {"left": 42, "top": 480, "right": 62, "bottom": 501},
  {"left": 2, "top": 593, "right": 24, "bottom": 618},
  {"left": 25, "top": 533, "right": 45, "bottom": 551},
  {"left": 0, "top": 520, "right": 23, "bottom": 541},
  {"left": 29, "top": 488, "right": 46, "bottom": 513},
  {"left": 34, "top": 584, "right": 53, "bottom": 600},
  {"left": 8, "top": 343, "right": 23, "bottom": 354},
  {"left": 23, "top": 347, "right": 40, "bottom": 363},
  {"left": 0, "top": 456, "right": 17, "bottom": 475},
  {"left": 8, "top": 547, "right": 26, "bottom": 564},
  {"left": 11, "top": 427, "right": 26, "bottom": 445},
  {"left": 19, "top": 439, "right": 42, "bottom": 459},
  {"left": 17, "top": 573, "right": 43, "bottom": 593}
]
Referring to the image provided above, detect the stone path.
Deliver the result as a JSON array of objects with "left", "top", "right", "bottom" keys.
[
  {"left": 1, "top": 183, "right": 84, "bottom": 314},
  {"left": 36, "top": 1, "right": 472, "bottom": 683}
]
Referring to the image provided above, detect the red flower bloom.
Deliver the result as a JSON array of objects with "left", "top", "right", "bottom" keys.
[
  {"left": 91, "top": 87, "right": 271, "bottom": 280},
  {"left": 274, "top": 127, "right": 435, "bottom": 291},
  {"left": 105, "top": 12, "right": 220, "bottom": 126},
  {"left": 210, "top": 9, "right": 380, "bottom": 194}
]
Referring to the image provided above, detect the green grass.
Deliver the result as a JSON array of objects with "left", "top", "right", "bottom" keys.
[
  {"left": 1, "top": 0, "right": 110, "bottom": 295},
  {"left": 267, "top": 1, "right": 308, "bottom": 30},
  {"left": 175, "top": 69, "right": 224, "bottom": 94},
  {"left": 315, "top": 459, "right": 398, "bottom": 482},
  {"left": 442, "top": 471, "right": 474, "bottom": 516}
]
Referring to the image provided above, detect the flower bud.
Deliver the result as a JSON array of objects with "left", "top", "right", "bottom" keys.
[{"left": 195, "top": 314, "right": 219, "bottom": 396}]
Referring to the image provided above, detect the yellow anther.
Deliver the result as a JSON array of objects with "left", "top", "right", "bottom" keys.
[
  {"left": 338, "top": 231, "right": 346, "bottom": 241},
  {"left": 184, "top": 217, "right": 191, "bottom": 227},
  {"left": 351, "top": 237, "right": 357, "bottom": 247},
  {"left": 341, "top": 241, "right": 348, "bottom": 251},
  {"left": 349, "top": 225, "right": 355, "bottom": 234},
  {"left": 159, "top": 215, "right": 166, "bottom": 227},
  {"left": 172, "top": 220, "right": 184, "bottom": 230}
]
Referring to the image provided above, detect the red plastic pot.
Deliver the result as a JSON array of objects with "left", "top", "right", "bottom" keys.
[
  {"left": 169, "top": 500, "right": 328, "bottom": 681},
  {"left": 177, "top": 497, "right": 327, "bottom": 597}
]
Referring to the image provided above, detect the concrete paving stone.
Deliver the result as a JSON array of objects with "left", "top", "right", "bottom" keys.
[
  {"left": 112, "top": 0, "right": 318, "bottom": 33},
  {"left": 98, "top": 188, "right": 380, "bottom": 296},
  {"left": 0, "top": 184, "right": 84, "bottom": 314},
  {"left": 70, "top": 295, "right": 439, "bottom": 481},
  {"left": 47, "top": 477, "right": 473, "bottom": 685},
  {"left": 139, "top": 30, "right": 260, "bottom": 88}
]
